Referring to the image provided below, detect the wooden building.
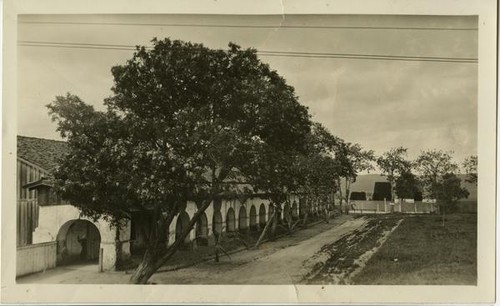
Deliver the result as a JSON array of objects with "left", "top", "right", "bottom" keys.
[{"left": 17, "top": 136, "right": 68, "bottom": 246}]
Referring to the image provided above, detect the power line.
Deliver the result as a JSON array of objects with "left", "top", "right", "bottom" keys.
[
  {"left": 19, "top": 20, "right": 479, "bottom": 31},
  {"left": 259, "top": 50, "right": 477, "bottom": 61},
  {"left": 18, "top": 40, "right": 478, "bottom": 60},
  {"left": 258, "top": 53, "right": 476, "bottom": 63},
  {"left": 18, "top": 40, "right": 478, "bottom": 64},
  {"left": 19, "top": 40, "right": 137, "bottom": 51}
]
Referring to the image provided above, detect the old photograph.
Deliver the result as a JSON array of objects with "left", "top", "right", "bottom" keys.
[{"left": 3, "top": 1, "right": 497, "bottom": 304}]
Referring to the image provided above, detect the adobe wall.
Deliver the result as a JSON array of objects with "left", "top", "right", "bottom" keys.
[
  {"left": 130, "top": 195, "right": 304, "bottom": 249},
  {"left": 32, "top": 204, "right": 131, "bottom": 271}
]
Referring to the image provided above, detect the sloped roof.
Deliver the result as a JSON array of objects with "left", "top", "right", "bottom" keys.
[{"left": 17, "top": 135, "right": 69, "bottom": 172}]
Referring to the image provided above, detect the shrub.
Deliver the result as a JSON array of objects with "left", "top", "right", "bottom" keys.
[
  {"left": 373, "top": 182, "right": 392, "bottom": 201},
  {"left": 350, "top": 191, "right": 367, "bottom": 200}
]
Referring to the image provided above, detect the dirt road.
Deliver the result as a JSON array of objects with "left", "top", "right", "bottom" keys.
[
  {"left": 151, "top": 217, "right": 367, "bottom": 284},
  {"left": 18, "top": 215, "right": 367, "bottom": 284}
]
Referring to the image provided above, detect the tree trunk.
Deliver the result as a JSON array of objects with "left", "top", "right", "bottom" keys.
[
  {"left": 114, "top": 225, "right": 122, "bottom": 270},
  {"left": 129, "top": 196, "right": 214, "bottom": 284},
  {"left": 215, "top": 248, "right": 220, "bottom": 263},
  {"left": 254, "top": 210, "right": 277, "bottom": 248},
  {"left": 302, "top": 211, "right": 309, "bottom": 228},
  {"left": 345, "top": 179, "right": 351, "bottom": 206},
  {"left": 338, "top": 179, "right": 343, "bottom": 209},
  {"left": 441, "top": 203, "right": 446, "bottom": 227},
  {"left": 129, "top": 248, "right": 164, "bottom": 284},
  {"left": 214, "top": 233, "right": 220, "bottom": 262},
  {"left": 323, "top": 206, "right": 330, "bottom": 223},
  {"left": 270, "top": 209, "right": 278, "bottom": 239},
  {"left": 390, "top": 181, "right": 395, "bottom": 202}
]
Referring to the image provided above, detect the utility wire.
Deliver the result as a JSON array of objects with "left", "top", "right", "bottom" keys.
[
  {"left": 19, "top": 20, "right": 479, "bottom": 31},
  {"left": 18, "top": 40, "right": 478, "bottom": 64}
]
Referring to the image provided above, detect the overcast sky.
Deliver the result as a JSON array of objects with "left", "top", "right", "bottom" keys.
[{"left": 18, "top": 14, "right": 478, "bottom": 164}]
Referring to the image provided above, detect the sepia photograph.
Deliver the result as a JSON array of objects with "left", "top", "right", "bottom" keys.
[{"left": 2, "top": 0, "right": 497, "bottom": 304}]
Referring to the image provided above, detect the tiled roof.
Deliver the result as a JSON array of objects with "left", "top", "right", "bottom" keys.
[{"left": 17, "top": 136, "right": 69, "bottom": 172}]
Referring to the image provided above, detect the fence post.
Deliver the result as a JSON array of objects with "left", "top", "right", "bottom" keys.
[
  {"left": 99, "top": 248, "right": 104, "bottom": 272},
  {"left": 414, "top": 201, "right": 417, "bottom": 213}
]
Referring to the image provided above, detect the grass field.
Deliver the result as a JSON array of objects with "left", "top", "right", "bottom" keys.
[{"left": 352, "top": 213, "right": 477, "bottom": 285}]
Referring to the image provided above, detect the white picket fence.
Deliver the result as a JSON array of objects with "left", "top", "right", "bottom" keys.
[{"left": 348, "top": 200, "right": 437, "bottom": 214}]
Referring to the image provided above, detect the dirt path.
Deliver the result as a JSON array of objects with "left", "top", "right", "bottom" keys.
[
  {"left": 17, "top": 215, "right": 366, "bottom": 284},
  {"left": 151, "top": 217, "right": 367, "bottom": 284}
]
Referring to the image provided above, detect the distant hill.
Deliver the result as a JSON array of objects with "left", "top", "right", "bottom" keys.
[{"left": 345, "top": 173, "right": 477, "bottom": 201}]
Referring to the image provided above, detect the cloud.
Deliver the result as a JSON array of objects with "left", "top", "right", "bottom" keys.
[{"left": 17, "top": 14, "right": 478, "bottom": 159}]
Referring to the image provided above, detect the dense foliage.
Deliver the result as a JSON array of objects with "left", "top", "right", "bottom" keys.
[
  {"left": 376, "top": 147, "right": 412, "bottom": 201},
  {"left": 394, "top": 171, "right": 422, "bottom": 200},
  {"left": 414, "top": 150, "right": 459, "bottom": 199},
  {"left": 463, "top": 155, "right": 478, "bottom": 185},
  {"left": 372, "top": 182, "right": 392, "bottom": 201},
  {"left": 433, "top": 173, "right": 470, "bottom": 214},
  {"left": 48, "top": 38, "right": 312, "bottom": 283}
]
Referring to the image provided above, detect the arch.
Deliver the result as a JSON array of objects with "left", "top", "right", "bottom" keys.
[
  {"left": 56, "top": 219, "right": 101, "bottom": 265},
  {"left": 249, "top": 205, "right": 257, "bottom": 231},
  {"left": 238, "top": 206, "right": 248, "bottom": 232},
  {"left": 291, "top": 201, "right": 298, "bottom": 220},
  {"left": 195, "top": 212, "right": 209, "bottom": 246},
  {"left": 226, "top": 208, "right": 235, "bottom": 233},
  {"left": 175, "top": 211, "right": 191, "bottom": 249},
  {"left": 212, "top": 210, "right": 223, "bottom": 238},
  {"left": 259, "top": 203, "right": 266, "bottom": 226}
]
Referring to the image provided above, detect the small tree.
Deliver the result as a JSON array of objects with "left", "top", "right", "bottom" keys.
[
  {"left": 377, "top": 147, "right": 412, "bottom": 202},
  {"left": 334, "top": 141, "right": 375, "bottom": 213},
  {"left": 463, "top": 155, "right": 478, "bottom": 185},
  {"left": 433, "top": 173, "right": 469, "bottom": 226},
  {"left": 296, "top": 152, "right": 339, "bottom": 227},
  {"left": 245, "top": 146, "right": 304, "bottom": 245}
]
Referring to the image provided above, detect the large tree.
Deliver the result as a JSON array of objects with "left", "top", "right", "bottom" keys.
[
  {"left": 377, "top": 147, "right": 412, "bottom": 201},
  {"left": 47, "top": 38, "right": 311, "bottom": 284},
  {"left": 414, "top": 149, "right": 459, "bottom": 199},
  {"left": 251, "top": 122, "right": 339, "bottom": 246},
  {"left": 295, "top": 123, "right": 340, "bottom": 226}
]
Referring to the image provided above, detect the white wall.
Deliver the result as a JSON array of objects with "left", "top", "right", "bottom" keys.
[{"left": 32, "top": 204, "right": 130, "bottom": 271}]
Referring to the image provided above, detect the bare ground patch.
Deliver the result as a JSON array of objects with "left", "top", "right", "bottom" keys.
[{"left": 304, "top": 214, "right": 403, "bottom": 285}]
